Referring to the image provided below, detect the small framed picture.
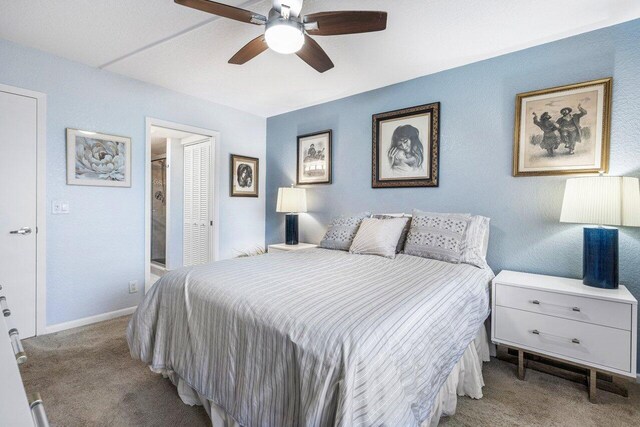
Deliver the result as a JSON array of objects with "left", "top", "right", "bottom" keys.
[
  {"left": 372, "top": 102, "right": 440, "bottom": 188},
  {"left": 230, "top": 154, "right": 259, "bottom": 197},
  {"left": 66, "top": 128, "right": 132, "bottom": 187},
  {"left": 513, "top": 78, "right": 612, "bottom": 176},
  {"left": 297, "top": 130, "right": 332, "bottom": 185}
]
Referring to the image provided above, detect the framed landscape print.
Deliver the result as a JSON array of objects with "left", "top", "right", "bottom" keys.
[
  {"left": 297, "top": 130, "right": 332, "bottom": 185},
  {"left": 513, "top": 78, "right": 611, "bottom": 176},
  {"left": 372, "top": 102, "right": 440, "bottom": 188},
  {"left": 230, "top": 154, "right": 259, "bottom": 197},
  {"left": 66, "top": 128, "right": 131, "bottom": 187}
]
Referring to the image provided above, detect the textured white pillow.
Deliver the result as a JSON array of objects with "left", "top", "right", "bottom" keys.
[
  {"left": 404, "top": 210, "right": 471, "bottom": 263},
  {"left": 349, "top": 217, "right": 410, "bottom": 259}
]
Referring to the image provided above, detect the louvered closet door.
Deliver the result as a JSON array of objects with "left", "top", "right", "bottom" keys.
[{"left": 183, "top": 140, "right": 211, "bottom": 266}]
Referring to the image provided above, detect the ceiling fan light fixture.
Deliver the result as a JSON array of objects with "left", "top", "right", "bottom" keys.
[{"left": 265, "top": 20, "right": 304, "bottom": 54}]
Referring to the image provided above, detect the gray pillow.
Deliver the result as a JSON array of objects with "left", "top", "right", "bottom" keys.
[
  {"left": 372, "top": 214, "right": 411, "bottom": 253},
  {"left": 349, "top": 217, "right": 410, "bottom": 259},
  {"left": 404, "top": 210, "right": 471, "bottom": 263},
  {"left": 320, "top": 212, "right": 371, "bottom": 251},
  {"left": 460, "top": 215, "right": 491, "bottom": 268}
]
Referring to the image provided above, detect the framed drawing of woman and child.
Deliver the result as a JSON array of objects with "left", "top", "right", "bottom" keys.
[
  {"left": 372, "top": 102, "right": 440, "bottom": 188},
  {"left": 513, "top": 77, "right": 612, "bottom": 176}
]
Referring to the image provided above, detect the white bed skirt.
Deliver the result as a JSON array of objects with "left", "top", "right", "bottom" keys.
[{"left": 153, "top": 325, "right": 490, "bottom": 427}]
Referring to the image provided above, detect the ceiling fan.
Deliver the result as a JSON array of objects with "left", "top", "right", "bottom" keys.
[{"left": 175, "top": 0, "right": 388, "bottom": 73}]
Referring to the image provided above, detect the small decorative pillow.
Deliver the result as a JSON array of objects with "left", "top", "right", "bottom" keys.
[
  {"left": 372, "top": 214, "right": 411, "bottom": 253},
  {"left": 404, "top": 210, "right": 471, "bottom": 263},
  {"left": 460, "top": 215, "right": 491, "bottom": 268},
  {"left": 320, "top": 212, "right": 371, "bottom": 251},
  {"left": 349, "top": 217, "right": 410, "bottom": 259}
]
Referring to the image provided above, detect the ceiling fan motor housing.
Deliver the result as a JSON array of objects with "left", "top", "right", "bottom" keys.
[{"left": 272, "top": 0, "right": 304, "bottom": 18}]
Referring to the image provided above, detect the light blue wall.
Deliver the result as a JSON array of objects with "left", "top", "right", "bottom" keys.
[
  {"left": 0, "top": 39, "right": 266, "bottom": 326},
  {"left": 267, "top": 20, "right": 640, "bottom": 370}
]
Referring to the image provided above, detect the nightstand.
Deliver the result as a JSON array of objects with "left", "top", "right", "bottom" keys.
[
  {"left": 491, "top": 270, "right": 637, "bottom": 402},
  {"left": 267, "top": 243, "right": 318, "bottom": 253}
]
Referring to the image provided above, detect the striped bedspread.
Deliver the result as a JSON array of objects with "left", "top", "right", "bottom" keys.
[{"left": 127, "top": 248, "right": 493, "bottom": 426}]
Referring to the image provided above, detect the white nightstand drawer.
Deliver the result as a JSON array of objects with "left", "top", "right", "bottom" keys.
[
  {"left": 494, "top": 306, "right": 631, "bottom": 373},
  {"left": 495, "top": 283, "right": 632, "bottom": 330}
]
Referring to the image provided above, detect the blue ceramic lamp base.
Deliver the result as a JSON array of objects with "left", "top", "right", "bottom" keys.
[
  {"left": 583, "top": 227, "right": 618, "bottom": 289},
  {"left": 285, "top": 214, "right": 299, "bottom": 245}
]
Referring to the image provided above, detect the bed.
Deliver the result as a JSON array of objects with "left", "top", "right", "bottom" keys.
[{"left": 127, "top": 247, "right": 493, "bottom": 426}]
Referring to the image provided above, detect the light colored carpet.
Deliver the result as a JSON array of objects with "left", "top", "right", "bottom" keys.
[{"left": 20, "top": 316, "right": 640, "bottom": 427}]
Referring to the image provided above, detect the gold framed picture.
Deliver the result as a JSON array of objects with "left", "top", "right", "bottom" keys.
[
  {"left": 230, "top": 154, "right": 259, "bottom": 197},
  {"left": 372, "top": 102, "right": 440, "bottom": 188},
  {"left": 513, "top": 78, "right": 612, "bottom": 176}
]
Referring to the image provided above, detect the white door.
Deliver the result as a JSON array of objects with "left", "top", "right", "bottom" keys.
[
  {"left": 0, "top": 90, "right": 38, "bottom": 338},
  {"left": 183, "top": 140, "right": 211, "bottom": 266}
]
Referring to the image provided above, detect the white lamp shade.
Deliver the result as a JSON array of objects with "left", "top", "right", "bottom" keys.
[
  {"left": 560, "top": 176, "right": 640, "bottom": 227},
  {"left": 276, "top": 187, "right": 307, "bottom": 213}
]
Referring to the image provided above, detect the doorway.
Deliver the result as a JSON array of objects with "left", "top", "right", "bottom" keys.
[
  {"left": 145, "top": 119, "right": 220, "bottom": 293},
  {"left": 0, "top": 84, "right": 47, "bottom": 337}
]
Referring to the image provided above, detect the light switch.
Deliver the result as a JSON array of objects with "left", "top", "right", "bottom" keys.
[{"left": 52, "top": 200, "right": 70, "bottom": 215}]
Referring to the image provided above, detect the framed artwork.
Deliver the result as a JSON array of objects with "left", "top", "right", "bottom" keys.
[
  {"left": 372, "top": 102, "right": 440, "bottom": 188},
  {"left": 66, "top": 128, "right": 131, "bottom": 187},
  {"left": 297, "top": 130, "right": 332, "bottom": 185},
  {"left": 513, "top": 78, "right": 612, "bottom": 176},
  {"left": 230, "top": 154, "right": 259, "bottom": 197}
]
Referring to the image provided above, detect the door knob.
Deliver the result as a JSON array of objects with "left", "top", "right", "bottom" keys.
[{"left": 10, "top": 227, "right": 32, "bottom": 235}]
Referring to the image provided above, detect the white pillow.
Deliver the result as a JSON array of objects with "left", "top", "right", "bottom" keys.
[
  {"left": 460, "top": 215, "right": 491, "bottom": 268},
  {"left": 349, "top": 217, "right": 410, "bottom": 259}
]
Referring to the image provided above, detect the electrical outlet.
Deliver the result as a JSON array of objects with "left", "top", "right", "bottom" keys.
[{"left": 128, "top": 280, "right": 138, "bottom": 294}]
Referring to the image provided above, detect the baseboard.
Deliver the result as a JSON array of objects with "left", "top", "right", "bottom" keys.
[{"left": 45, "top": 306, "right": 137, "bottom": 334}]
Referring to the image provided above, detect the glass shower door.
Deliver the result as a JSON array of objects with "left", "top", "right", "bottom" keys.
[{"left": 151, "top": 158, "right": 166, "bottom": 266}]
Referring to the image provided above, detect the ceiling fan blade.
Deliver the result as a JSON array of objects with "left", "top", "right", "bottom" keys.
[
  {"left": 296, "top": 35, "right": 334, "bottom": 73},
  {"left": 175, "top": 0, "right": 266, "bottom": 25},
  {"left": 228, "top": 35, "right": 268, "bottom": 65},
  {"left": 304, "top": 11, "right": 387, "bottom": 36}
]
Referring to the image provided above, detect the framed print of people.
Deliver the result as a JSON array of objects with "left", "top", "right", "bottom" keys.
[
  {"left": 372, "top": 102, "right": 440, "bottom": 188},
  {"left": 514, "top": 78, "right": 612, "bottom": 176}
]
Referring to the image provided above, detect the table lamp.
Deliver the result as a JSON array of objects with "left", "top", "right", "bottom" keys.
[
  {"left": 276, "top": 186, "right": 307, "bottom": 245},
  {"left": 560, "top": 176, "right": 640, "bottom": 289}
]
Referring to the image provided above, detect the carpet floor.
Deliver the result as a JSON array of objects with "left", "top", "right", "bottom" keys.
[{"left": 20, "top": 315, "right": 640, "bottom": 427}]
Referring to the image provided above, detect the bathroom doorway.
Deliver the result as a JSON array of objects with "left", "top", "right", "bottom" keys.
[{"left": 145, "top": 119, "right": 220, "bottom": 293}]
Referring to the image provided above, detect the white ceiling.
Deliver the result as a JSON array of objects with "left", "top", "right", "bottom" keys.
[{"left": 1, "top": 0, "right": 639, "bottom": 117}]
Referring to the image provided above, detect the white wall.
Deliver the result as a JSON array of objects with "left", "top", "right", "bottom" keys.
[{"left": 0, "top": 38, "right": 266, "bottom": 326}]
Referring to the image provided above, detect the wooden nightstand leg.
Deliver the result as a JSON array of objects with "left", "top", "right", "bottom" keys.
[
  {"left": 517, "top": 349, "right": 526, "bottom": 380},
  {"left": 588, "top": 369, "right": 597, "bottom": 403}
]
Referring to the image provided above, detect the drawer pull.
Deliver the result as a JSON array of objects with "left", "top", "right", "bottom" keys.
[
  {"left": 8, "top": 328, "right": 27, "bottom": 364},
  {"left": 0, "top": 296, "right": 10, "bottom": 317},
  {"left": 29, "top": 393, "right": 51, "bottom": 427},
  {"left": 530, "top": 329, "right": 582, "bottom": 345},
  {"left": 529, "top": 299, "right": 582, "bottom": 313}
]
